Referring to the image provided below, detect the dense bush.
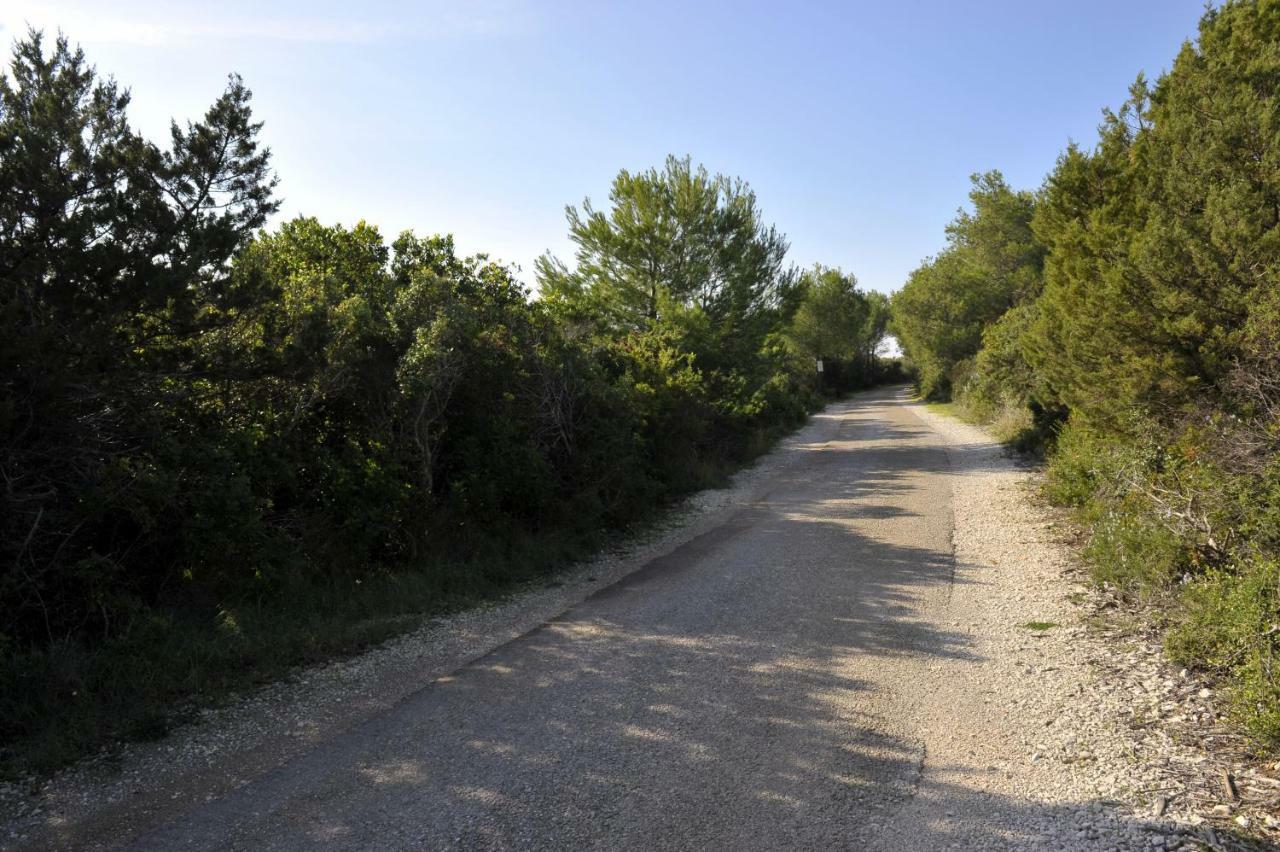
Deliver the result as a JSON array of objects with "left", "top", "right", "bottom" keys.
[
  {"left": 1168, "top": 557, "right": 1280, "bottom": 742},
  {"left": 0, "top": 36, "right": 898, "bottom": 772},
  {"left": 892, "top": 0, "right": 1280, "bottom": 746}
]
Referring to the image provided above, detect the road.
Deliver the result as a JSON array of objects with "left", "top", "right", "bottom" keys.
[
  {"left": 11, "top": 388, "right": 1252, "bottom": 850},
  {"left": 113, "top": 387, "right": 970, "bottom": 850}
]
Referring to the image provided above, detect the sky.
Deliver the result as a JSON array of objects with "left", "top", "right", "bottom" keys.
[{"left": 2, "top": 0, "right": 1209, "bottom": 294}]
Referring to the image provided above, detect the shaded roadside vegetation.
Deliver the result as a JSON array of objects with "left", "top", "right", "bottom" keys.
[
  {"left": 892, "top": 0, "right": 1280, "bottom": 747},
  {"left": 0, "top": 33, "right": 905, "bottom": 775}
]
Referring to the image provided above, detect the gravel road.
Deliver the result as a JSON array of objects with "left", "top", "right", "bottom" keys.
[{"left": 3, "top": 387, "right": 1269, "bottom": 850}]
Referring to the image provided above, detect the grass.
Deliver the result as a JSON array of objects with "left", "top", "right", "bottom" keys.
[
  {"left": 926, "top": 394, "right": 1051, "bottom": 453},
  {"left": 923, "top": 400, "right": 961, "bottom": 418}
]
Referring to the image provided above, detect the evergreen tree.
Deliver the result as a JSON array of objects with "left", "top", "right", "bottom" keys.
[
  {"left": 537, "top": 155, "right": 789, "bottom": 343},
  {"left": 890, "top": 171, "right": 1041, "bottom": 398},
  {"left": 1, "top": 31, "right": 277, "bottom": 641}
]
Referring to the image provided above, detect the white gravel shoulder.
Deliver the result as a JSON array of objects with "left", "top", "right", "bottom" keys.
[{"left": 887, "top": 401, "right": 1276, "bottom": 852}]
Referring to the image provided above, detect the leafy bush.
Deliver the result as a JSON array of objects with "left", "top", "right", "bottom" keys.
[
  {"left": 1042, "top": 422, "right": 1122, "bottom": 507},
  {"left": 1080, "top": 501, "right": 1187, "bottom": 593},
  {"left": 1168, "top": 558, "right": 1280, "bottom": 744}
]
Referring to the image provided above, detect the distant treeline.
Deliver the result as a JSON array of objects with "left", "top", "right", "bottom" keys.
[
  {"left": 0, "top": 33, "right": 902, "bottom": 771},
  {"left": 891, "top": 0, "right": 1280, "bottom": 745}
]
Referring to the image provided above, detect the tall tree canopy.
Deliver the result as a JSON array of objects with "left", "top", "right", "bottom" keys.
[
  {"left": 536, "top": 155, "right": 790, "bottom": 340},
  {"left": 890, "top": 171, "right": 1042, "bottom": 397},
  {"left": 1, "top": 31, "right": 278, "bottom": 642},
  {"left": 1029, "top": 0, "right": 1280, "bottom": 428},
  {"left": 783, "top": 265, "right": 888, "bottom": 368}
]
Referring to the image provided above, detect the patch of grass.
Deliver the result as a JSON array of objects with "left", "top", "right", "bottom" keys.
[
  {"left": 0, "top": 549, "right": 560, "bottom": 776},
  {"left": 923, "top": 400, "right": 962, "bottom": 420},
  {"left": 924, "top": 395, "right": 1052, "bottom": 455},
  {"left": 1020, "top": 621, "right": 1059, "bottom": 632}
]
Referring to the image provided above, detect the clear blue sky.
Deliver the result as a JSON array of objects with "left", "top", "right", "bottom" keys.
[{"left": 3, "top": 0, "right": 1208, "bottom": 294}]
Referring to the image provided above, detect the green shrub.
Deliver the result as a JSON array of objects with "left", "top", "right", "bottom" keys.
[
  {"left": 1167, "top": 558, "right": 1280, "bottom": 744},
  {"left": 1044, "top": 421, "right": 1188, "bottom": 592},
  {"left": 1042, "top": 421, "right": 1114, "bottom": 507},
  {"left": 1080, "top": 499, "right": 1186, "bottom": 593}
]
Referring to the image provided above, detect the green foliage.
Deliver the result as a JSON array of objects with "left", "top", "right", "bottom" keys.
[
  {"left": 538, "top": 155, "right": 790, "bottom": 339},
  {"left": 1167, "top": 557, "right": 1280, "bottom": 744},
  {"left": 1028, "top": 1, "right": 1280, "bottom": 430},
  {"left": 1041, "top": 421, "right": 1116, "bottom": 508},
  {"left": 784, "top": 266, "right": 869, "bottom": 361},
  {"left": 1081, "top": 500, "right": 1186, "bottom": 593},
  {"left": 0, "top": 34, "right": 905, "bottom": 774},
  {"left": 964, "top": 304, "right": 1041, "bottom": 414},
  {"left": 1, "top": 31, "right": 279, "bottom": 647},
  {"left": 890, "top": 171, "right": 1042, "bottom": 398},
  {"left": 781, "top": 266, "right": 892, "bottom": 393},
  {"left": 892, "top": 1, "right": 1280, "bottom": 748}
]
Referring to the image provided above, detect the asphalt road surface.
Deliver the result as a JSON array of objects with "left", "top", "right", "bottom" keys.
[{"left": 129, "top": 388, "right": 969, "bottom": 850}]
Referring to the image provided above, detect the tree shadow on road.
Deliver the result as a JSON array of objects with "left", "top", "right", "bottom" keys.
[{"left": 48, "top": 389, "right": 1269, "bottom": 851}]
